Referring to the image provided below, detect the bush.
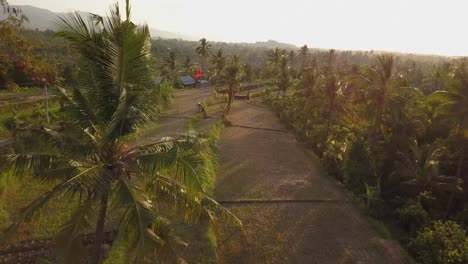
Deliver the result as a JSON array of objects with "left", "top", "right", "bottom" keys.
[
  {"left": 396, "top": 199, "right": 429, "bottom": 234},
  {"left": 410, "top": 220, "right": 468, "bottom": 264},
  {"left": 417, "top": 191, "right": 441, "bottom": 216},
  {"left": 343, "top": 139, "right": 371, "bottom": 196},
  {"left": 0, "top": 207, "right": 11, "bottom": 231}
]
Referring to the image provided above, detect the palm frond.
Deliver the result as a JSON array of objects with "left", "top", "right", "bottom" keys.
[
  {"left": 57, "top": 86, "right": 99, "bottom": 129},
  {"left": 135, "top": 136, "right": 206, "bottom": 192},
  {"left": 113, "top": 177, "right": 164, "bottom": 258},
  {"left": 55, "top": 196, "right": 96, "bottom": 263}
]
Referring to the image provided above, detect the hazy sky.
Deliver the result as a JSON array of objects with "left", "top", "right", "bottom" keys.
[{"left": 10, "top": 0, "right": 468, "bottom": 56}]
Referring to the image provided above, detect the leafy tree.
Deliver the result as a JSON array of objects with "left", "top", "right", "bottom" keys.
[
  {"left": 396, "top": 199, "right": 429, "bottom": 234},
  {"left": 0, "top": 2, "right": 56, "bottom": 89},
  {"left": 2, "top": 2, "right": 234, "bottom": 263},
  {"left": 410, "top": 220, "right": 468, "bottom": 264}
]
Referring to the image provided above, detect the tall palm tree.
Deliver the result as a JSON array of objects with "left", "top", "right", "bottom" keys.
[
  {"left": 2, "top": 2, "right": 236, "bottom": 263},
  {"left": 267, "top": 48, "right": 285, "bottom": 77},
  {"left": 182, "top": 56, "right": 193, "bottom": 74},
  {"left": 220, "top": 57, "right": 243, "bottom": 116},
  {"left": 396, "top": 143, "right": 462, "bottom": 196},
  {"left": 196, "top": 38, "right": 211, "bottom": 78},
  {"left": 298, "top": 45, "right": 309, "bottom": 70},
  {"left": 210, "top": 49, "right": 226, "bottom": 84},
  {"left": 321, "top": 73, "right": 350, "bottom": 142},
  {"left": 275, "top": 55, "right": 290, "bottom": 98},
  {"left": 243, "top": 63, "right": 253, "bottom": 96},
  {"left": 424, "top": 66, "right": 447, "bottom": 93},
  {"left": 429, "top": 62, "right": 468, "bottom": 216},
  {"left": 163, "top": 50, "right": 178, "bottom": 87},
  {"left": 361, "top": 55, "right": 404, "bottom": 140}
]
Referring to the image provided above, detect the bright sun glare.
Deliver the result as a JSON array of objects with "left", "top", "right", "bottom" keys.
[{"left": 10, "top": 0, "right": 468, "bottom": 55}]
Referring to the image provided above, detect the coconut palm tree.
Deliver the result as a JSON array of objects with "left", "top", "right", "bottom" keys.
[
  {"left": 2, "top": 2, "right": 236, "bottom": 263},
  {"left": 361, "top": 55, "right": 405, "bottom": 141},
  {"left": 320, "top": 73, "right": 351, "bottom": 142},
  {"left": 243, "top": 63, "right": 253, "bottom": 96},
  {"left": 182, "top": 56, "right": 193, "bottom": 75},
  {"left": 275, "top": 55, "right": 290, "bottom": 98},
  {"left": 396, "top": 143, "right": 462, "bottom": 196},
  {"left": 423, "top": 66, "right": 447, "bottom": 93},
  {"left": 298, "top": 45, "right": 309, "bottom": 71},
  {"left": 429, "top": 62, "right": 468, "bottom": 216},
  {"left": 196, "top": 38, "right": 211, "bottom": 78},
  {"left": 210, "top": 49, "right": 226, "bottom": 84},
  {"left": 163, "top": 50, "right": 179, "bottom": 87},
  {"left": 267, "top": 48, "right": 285, "bottom": 77},
  {"left": 220, "top": 57, "right": 244, "bottom": 116}
]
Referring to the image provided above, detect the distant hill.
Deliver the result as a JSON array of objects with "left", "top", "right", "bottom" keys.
[
  {"left": 1, "top": 5, "right": 297, "bottom": 49},
  {"left": 242, "top": 40, "right": 298, "bottom": 50},
  {"left": 0, "top": 5, "right": 86, "bottom": 31},
  {"left": 1, "top": 5, "right": 199, "bottom": 40}
]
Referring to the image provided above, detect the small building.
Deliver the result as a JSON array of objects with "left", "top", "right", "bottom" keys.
[
  {"left": 198, "top": 80, "right": 210, "bottom": 88},
  {"left": 180, "top": 75, "right": 196, "bottom": 87}
]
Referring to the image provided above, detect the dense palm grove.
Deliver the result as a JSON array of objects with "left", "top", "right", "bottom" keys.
[
  {"left": 1, "top": 0, "right": 468, "bottom": 263},
  {"left": 266, "top": 48, "right": 468, "bottom": 263}
]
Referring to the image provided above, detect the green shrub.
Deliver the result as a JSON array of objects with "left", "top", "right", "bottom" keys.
[
  {"left": 456, "top": 206, "right": 468, "bottom": 227},
  {"left": 410, "top": 220, "right": 468, "bottom": 264},
  {"left": 0, "top": 206, "right": 11, "bottom": 231},
  {"left": 417, "top": 191, "right": 440, "bottom": 215},
  {"left": 343, "top": 139, "right": 371, "bottom": 195},
  {"left": 396, "top": 199, "right": 429, "bottom": 234}
]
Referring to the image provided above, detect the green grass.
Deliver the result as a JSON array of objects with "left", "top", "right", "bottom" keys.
[
  {"left": 0, "top": 167, "right": 76, "bottom": 241},
  {"left": 0, "top": 100, "right": 60, "bottom": 139},
  {"left": 173, "top": 119, "right": 224, "bottom": 263}
]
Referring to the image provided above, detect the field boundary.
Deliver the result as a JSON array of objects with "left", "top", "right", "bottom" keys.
[{"left": 218, "top": 199, "right": 351, "bottom": 205}]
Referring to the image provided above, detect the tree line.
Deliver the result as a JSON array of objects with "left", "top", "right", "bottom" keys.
[{"left": 266, "top": 46, "right": 468, "bottom": 263}]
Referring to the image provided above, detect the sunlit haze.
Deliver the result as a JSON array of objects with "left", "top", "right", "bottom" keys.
[{"left": 10, "top": 0, "right": 468, "bottom": 56}]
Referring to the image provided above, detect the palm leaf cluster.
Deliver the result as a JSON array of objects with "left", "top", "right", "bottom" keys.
[{"left": 1, "top": 2, "right": 237, "bottom": 263}]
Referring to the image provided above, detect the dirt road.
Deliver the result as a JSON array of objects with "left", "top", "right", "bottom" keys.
[{"left": 214, "top": 100, "right": 406, "bottom": 264}]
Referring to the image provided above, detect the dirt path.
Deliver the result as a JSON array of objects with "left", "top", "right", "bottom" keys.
[
  {"left": 133, "top": 87, "right": 213, "bottom": 145},
  {"left": 214, "top": 100, "right": 406, "bottom": 264}
]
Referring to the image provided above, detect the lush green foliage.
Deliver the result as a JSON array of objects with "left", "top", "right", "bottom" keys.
[
  {"left": 410, "top": 220, "right": 468, "bottom": 264},
  {"left": 1, "top": 2, "right": 235, "bottom": 263},
  {"left": 396, "top": 199, "right": 430, "bottom": 234},
  {"left": 266, "top": 45, "right": 467, "bottom": 262}
]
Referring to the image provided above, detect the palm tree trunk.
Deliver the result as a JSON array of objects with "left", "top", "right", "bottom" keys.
[
  {"left": 226, "top": 85, "right": 234, "bottom": 115},
  {"left": 445, "top": 141, "right": 466, "bottom": 219},
  {"left": 92, "top": 194, "right": 109, "bottom": 264},
  {"left": 370, "top": 105, "right": 383, "bottom": 142},
  {"left": 326, "top": 99, "right": 334, "bottom": 141}
]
